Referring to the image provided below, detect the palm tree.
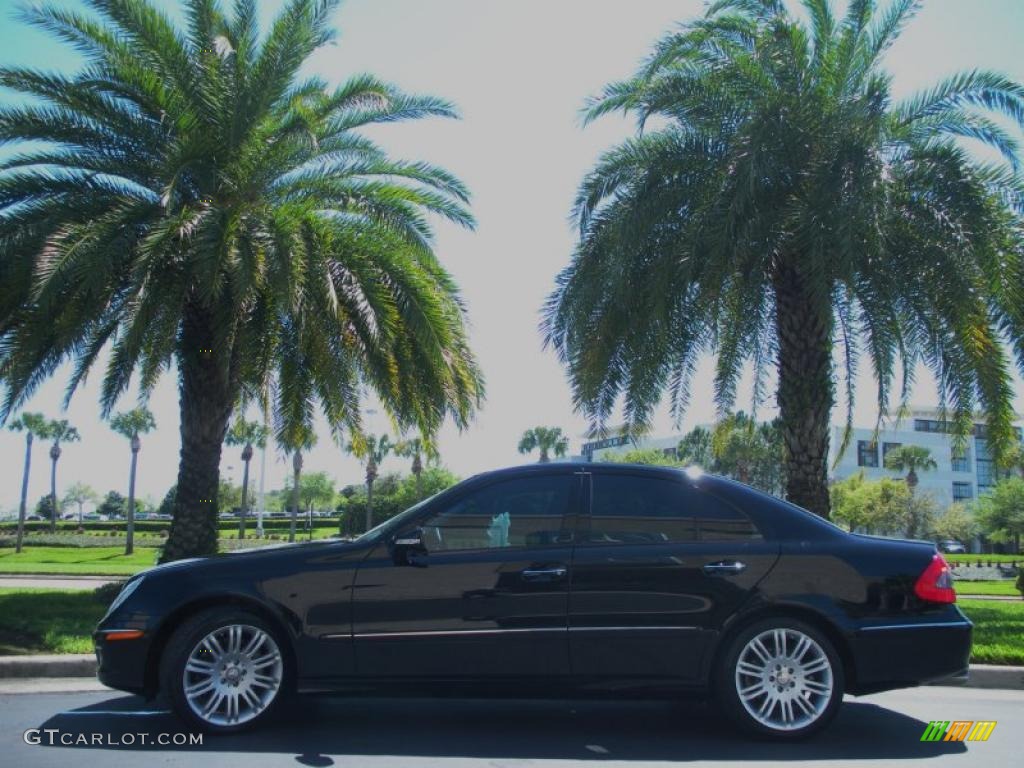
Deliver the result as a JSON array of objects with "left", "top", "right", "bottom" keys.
[
  {"left": 544, "top": 0, "right": 1024, "bottom": 518},
  {"left": 279, "top": 424, "right": 316, "bottom": 544},
  {"left": 347, "top": 434, "right": 393, "bottom": 532},
  {"left": 518, "top": 427, "right": 569, "bottom": 463},
  {"left": 7, "top": 412, "right": 49, "bottom": 553},
  {"left": 109, "top": 407, "right": 157, "bottom": 555},
  {"left": 884, "top": 444, "right": 937, "bottom": 490},
  {"left": 0, "top": 0, "right": 483, "bottom": 562},
  {"left": 44, "top": 420, "right": 80, "bottom": 532},
  {"left": 395, "top": 435, "right": 437, "bottom": 498},
  {"left": 63, "top": 482, "right": 99, "bottom": 526},
  {"left": 225, "top": 417, "right": 269, "bottom": 539}
]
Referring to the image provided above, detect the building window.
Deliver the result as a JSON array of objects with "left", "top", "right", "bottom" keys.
[
  {"left": 857, "top": 440, "right": 879, "bottom": 468},
  {"left": 951, "top": 447, "right": 970, "bottom": 473},
  {"left": 882, "top": 442, "right": 902, "bottom": 464},
  {"left": 952, "top": 481, "right": 973, "bottom": 501},
  {"left": 975, "top": 437, "right": 996, "bottom": 490}
]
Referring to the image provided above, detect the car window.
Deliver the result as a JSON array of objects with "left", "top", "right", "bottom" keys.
[
  {"left": 420, "top": 475, "right": 574, "bottom": 552},
  {"left": 588, "top": 473, "right": 760, "bottom": 544}
]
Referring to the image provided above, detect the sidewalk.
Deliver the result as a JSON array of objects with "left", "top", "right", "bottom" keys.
[{"left": 0, "top": 575, "right": 121, "bottom": 590}]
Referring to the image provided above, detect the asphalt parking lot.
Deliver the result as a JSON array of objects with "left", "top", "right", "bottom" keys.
[{"left": 1, "top": 683, "right": 1021, "bottom": 767}]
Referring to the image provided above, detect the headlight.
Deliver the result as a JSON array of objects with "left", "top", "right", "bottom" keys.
[{"left": 106, "top": 575, "right": 144, "bottom": 615}]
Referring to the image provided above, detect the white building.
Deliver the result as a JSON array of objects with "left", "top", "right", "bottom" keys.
[
  {"left": 829, "top": 406, "right": 1023, "bottom": 507},
  {"left": 577, "top": 431, "right": 684, "bottom": 463}
]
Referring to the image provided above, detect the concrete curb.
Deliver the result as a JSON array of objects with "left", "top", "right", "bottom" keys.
[{"left": 1, "top": 654, "right": 1022, "bottom": 690}]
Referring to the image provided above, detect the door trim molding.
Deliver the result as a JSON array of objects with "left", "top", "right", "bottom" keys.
[{"left": 331, "top": 625, "right": 701, "bottom": 640}]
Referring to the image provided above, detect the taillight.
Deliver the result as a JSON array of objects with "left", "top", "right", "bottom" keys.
[{"left": 914, "top": 553, "right": 956, "bottom": 603}]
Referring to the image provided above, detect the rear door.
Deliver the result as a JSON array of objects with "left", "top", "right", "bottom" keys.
[{"left": 568, "top": 468, "right": 779, "bottom": 682}]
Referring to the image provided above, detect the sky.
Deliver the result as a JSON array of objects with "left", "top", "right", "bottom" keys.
[{"left": 2, "top": 0, "right": 1024, "bottom": 512}]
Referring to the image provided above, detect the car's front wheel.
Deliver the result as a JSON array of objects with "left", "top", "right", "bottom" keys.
[
  {"left": 160, "top": 608, "right": 289, "bottom": 733},
  {"left": 717, "top": 617, "right": 844, "bottom": 740}
]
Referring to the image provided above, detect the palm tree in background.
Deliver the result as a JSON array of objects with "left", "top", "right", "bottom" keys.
[
  {"left": 884, "top": 444, "right": 937, "bottom": 490},
  {"left": 0, "top": 0, "right": 483, "bottom": 562},
  {"left": 225, "top": 417, "right": 268, "bottom": 539},
  {"left": 347, "top": 434, "right": 393, "bottom": 532},
  {"left": 45, "top": 420, "right": 79, "bottom": 532},
  {"left": 518, "top": 427, "right": 570, "bottom": 463},
  {"left": 395, "top": 435, "right": 437, "bottom": 498},
  {"left": 280, "top": 424, "right": 316, "bottom": 544},
  {"left": 544, "top": 0, "right": 1024, "bottom": 519},
  {"left": 7, "top": 412, "right": 49, "bottom": 553},
  {"left": 110, "top": 407, "right": 156, "bottom": 555},
  {"left": 64, "top": 482, "right": 99, "bottom": 526}
]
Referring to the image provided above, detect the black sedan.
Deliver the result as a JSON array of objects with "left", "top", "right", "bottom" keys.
[{"left": 94, "top": 463, "right": 970, "bottom": 739}]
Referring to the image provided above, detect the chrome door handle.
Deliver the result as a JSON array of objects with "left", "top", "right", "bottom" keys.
[
  {"left": 521, "top": 566, "right": 568, "bottom": 581},
  {"left": 703, "top": 561, "right": 747, "bottom": 575}
]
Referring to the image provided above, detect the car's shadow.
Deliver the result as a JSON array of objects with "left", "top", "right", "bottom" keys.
[{"left": 38, "top": 693, "right": 966, "bottom": 761}]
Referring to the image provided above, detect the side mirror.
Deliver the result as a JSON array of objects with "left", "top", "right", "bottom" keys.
[{"left": 392, "top": 528, "right": 427, "bottom": 566}]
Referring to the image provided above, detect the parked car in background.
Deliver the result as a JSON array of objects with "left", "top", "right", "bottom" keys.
[
  {"left": 939, "top": 540, "right": 967, "bottom": 554},
  {"left": 95, "top": 463, "right": 970, "bottom": 740}
]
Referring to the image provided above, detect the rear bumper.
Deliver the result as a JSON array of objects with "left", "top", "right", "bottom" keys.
[{"left": 847, "top": 612, "right": 972, "bottom": 694}]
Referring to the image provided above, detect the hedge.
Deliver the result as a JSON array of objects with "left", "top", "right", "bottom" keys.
[{"left": 0, "top": 518, "right": 341, "bottom": 535}]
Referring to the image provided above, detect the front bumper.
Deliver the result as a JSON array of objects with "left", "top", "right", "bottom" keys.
[
  {"left": 93, "top": 628, "right": 153, "bottom": 695},
  {"left": 847, "top": 611, "right": 973, "bottom": 694}
]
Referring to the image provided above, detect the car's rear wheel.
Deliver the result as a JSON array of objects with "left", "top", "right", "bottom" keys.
[
  {"left": 160, "top": 608, "right": 289, "bottom": 733},
  {"left": 717, "top": 617, "right": 843, "bottom": 739}
]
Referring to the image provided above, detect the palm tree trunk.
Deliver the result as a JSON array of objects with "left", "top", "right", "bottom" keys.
[
  {"left": 15, "top": 433, "right": 32, "bottom": 554},
  {"left": 415, "top": 468, "right": 423, "bottom": 499},
  {"left": 126, "top": 447, "right": 138, "bottom": 556},
  {"left": 774, "top": 264, "right": 833, "bottom": 518},
  {"left": 49, "top": 450, "right": 58, "bottom": 533},
  {"left": 162, "top": 307, "right": 235, "bottom": 562},
  {"left": 365, "top": 479, "right": 374, "bottom": 532},
  {"left": 290, "top": 456, "right": 301, "bottom": 543},
  {"left": 238, "top": 456, "right": 250, "bottom": 540}
]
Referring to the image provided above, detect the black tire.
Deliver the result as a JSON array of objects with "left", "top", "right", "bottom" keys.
[
  {"left": 715, "top": 617, "right": 844, "bottom": 740},
  {"left": 159, "top": 607, "right": 291, "bottom": 734}
]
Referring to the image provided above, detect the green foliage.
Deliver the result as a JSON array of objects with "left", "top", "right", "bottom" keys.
[
  {"left": 710, "top": 413, "right": 785, "bottom": 495},
  {"left": 931, "top": 503, "right": 977, "bottom": 543},
  {"left": 544, "top": 0, "right": 1024, "bottom": 517},
  {"left": 974, "top": 478, "right": 1024, "bottom": 551},
  {"left": 217, "top": 479, "right": 242, "bottom": 512},
  {"left": 34, "top": 494, "right": 55, "bottom": 521},
  {"left": 830, "top": 473, "right": 913, "bottom": 535},
  {"left": 225, "top": 418, "right": 268, "bottom": 449},
  {"left": 518, "top": 427, "right": 569, "bottom": 462},
  {"left": 603, "top": 448, "right": 681, "bottom": 466},
  {"left": 339, "top": 466, "right": 459, "bottom": 531},
  {"left": 677, "top": 426, "right": 714, "bottom": 467},
  {"left": 109, "top": 407, "right": 156, "bottom": 439},
  {"left": 7, "top": 412, "right": 50, "bottom": 438},
  {"left": 157, "top": 485, "right": 176, "bottom": 518},
  {"left": 96, "top": 491, "right": 127, "bottom": 519}
]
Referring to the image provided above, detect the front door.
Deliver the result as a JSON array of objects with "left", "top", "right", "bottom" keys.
[
  {"left": 569, "top": 468, "right": 779, "bottom": 682},
  {"left": 351, "top": 470, "right": 580, "bottom": 680}
]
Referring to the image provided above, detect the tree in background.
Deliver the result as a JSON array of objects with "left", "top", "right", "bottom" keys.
[
  {"left": 225, "top": 418, "right": 269, "bottom": 539},
  {"left": 339, "top": 466, "right": 459, "bottom": 533},
  {"left": 603, "top": 448, "right": 680, "bottom": 467},
  {"left": 0, "top": 0, "right": 483, "bottom": 563},
  {"left": 279, "top": 424, "right": 316, "bottom": 544},
  {"left": 34, "top": 495, "right": 55, "bottom": 523},
  {"left": 7, "top": 412, "right": 49, "bottom": 553},
  {"left": 884, "top": 445, "right": 937, "bottom": 490},
  {"left": 830, "top": 474, "right": 911, "bottom": 535},
  {"left": 63, "top": 482, "right": 99, "bottom": 526},
  {"left": 544, "top": 0, "right": 1024, "bottom": 519},
  {"left": 677, "top": 426, "right": 714, "bottom": 468},
  {"left": 347, "top": 434, "right": 394, "bottom": 532},
  {"left": 292, "top": 472, "right": 336, "bottom": 539},
  {"left": 45, "top": 420, "right": 79, "bottom": 532},
  {"left": 931, "top": 503, "right": 977, "bottom": 544},
  {"left": 518, "top": 427, "right": 569, "bottom": 463},
  {"left": 974, "top": 478, "right": 1024, "bottom": 553},
  {"left": 109, "top": 407, "right": 156, "bottom": 555},
  {"left": 395, "top": 436, "right": 437, "bottom": 497},
  {"left": 711, "top": 413, "right": 785, "bottom": 495},
  {"left": 157, "top": 486, "right": 176, "bottom": 519},
  {"left": 217, "top": 479, "right": 242, "bottom": 513},
  {"left": 96, "top": 491, "right": 126, "bottom": 520}
]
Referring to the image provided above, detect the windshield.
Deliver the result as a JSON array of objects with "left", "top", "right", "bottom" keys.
[{"left": 352, "top": 490, "right": 444, "bottom": 544}]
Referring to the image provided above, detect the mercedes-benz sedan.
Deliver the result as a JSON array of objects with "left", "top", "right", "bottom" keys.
[{"left": 94, "top": 463, "right": 971, "bottom": 739}]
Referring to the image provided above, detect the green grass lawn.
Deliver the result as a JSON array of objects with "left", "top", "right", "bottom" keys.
[
  {"left": 959, "top": 599, "right": 1024, "bottom": 666},
  {"left": 957, "top": 580, "right": 1022, "bottom": 597},
  {"left": 946, "top": 554, "right": 1022, "bottom": 565},
  {"left": 0, "top": 588, "right": 108, "bottom": 654},
  {"left": 0, "top": 547, "right": 157, "bottom": 575}
]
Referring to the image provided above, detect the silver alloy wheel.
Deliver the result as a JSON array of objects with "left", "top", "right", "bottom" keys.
[
  {"left": 183, "top": 624, "right": 283, "bottom": 727},
  {"left": 734, "top": 627, "right": 834, "bottom": 732}
]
